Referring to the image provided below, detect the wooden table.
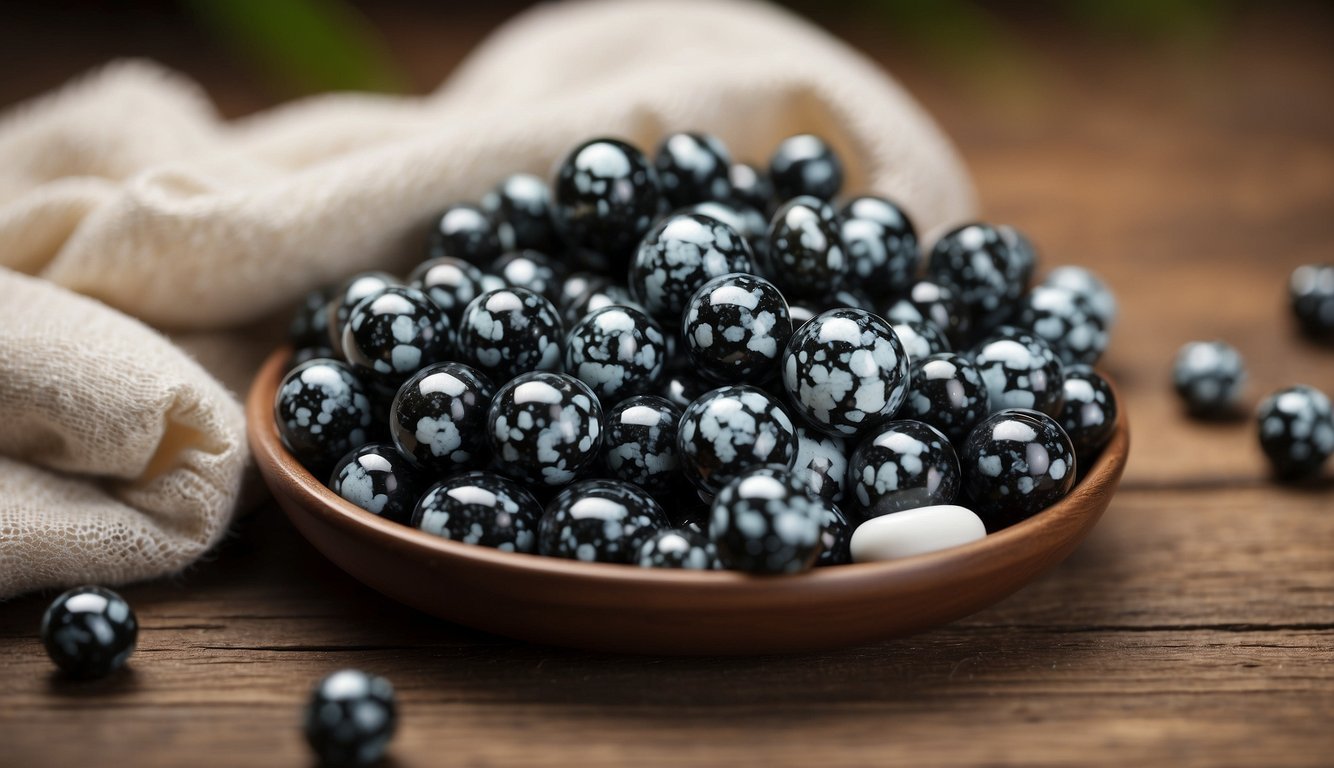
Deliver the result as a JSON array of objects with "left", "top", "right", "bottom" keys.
[{"left": 2, "top": 4, "right": 1331, "bottom": 766}]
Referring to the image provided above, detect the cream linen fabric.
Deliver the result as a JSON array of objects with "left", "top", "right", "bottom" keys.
[{"left": 0, "top": 0, "right": 974, "bottom": 598}]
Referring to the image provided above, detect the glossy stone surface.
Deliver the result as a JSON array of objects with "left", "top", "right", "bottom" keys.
[
  {"left": 849, "top": 420, "right": 961, "bottom": 520},
  {"left": 1172, "top": 340, "right": 1247, "bottom": 417},
  {"left": 1057, "top": 365, "right": 1118, "bottom": 460},
  {"left": 552, "top": 138, "right": 661, "bottom": 266},
  {"left": 564, "top": 305, "right": 667, "bottom": 403},
  {"left": 891, "top": 320, "right": 952, "bottom": 366},
  {"left": 769, "top": 133, "right": 843, "bottom": 202},
  {"left": 408, "top": 257, "right": 486, "bottom": 325},
  {"left": 289, "top": 286, "right": 333, "bottom": 350},
  {"left": 760, "top": 196, "right": 849, "bottom": 299},
  {"left": 556, "top": 272, "right": 608, "bottom": 313},
  {"left": 412, "top": 471, "right": 542, "bottom": 553},
  {"left": 710, "top": 467, "right": 829, "bottom": 574},
  {"left": 1013, "top": 284, "right": 1109, "bottom": 365},
  {"left": 488, "top": 249, "right": 566, "bottom": 305},
  {"left": 275, "top": 358, "right": 374, "bottom": 475},
  {"left": 426, "top": 203, "right": 501, "bottom": 266},
  {"left": 849, "top": 504, "right": 987, "bottom": 563},
  {"left": 602, "top": 395, "right": 683, "bottom": 495},
  {"left": 791, "top": 425, "right": 847, "bottom": 503},
  {"left": 629, "top": 213, "right": 754, "bottom": 322},
  {"left": 1289, "top": 263, "right": 1334, "bottom": 338},
  {"left": 324, "top": 271, "right": 400, "bottom": 358},
  {"left": 815, "top": 502, "right": 853, "bottom": 567},
  {"left": 781, "top": 308, "right": 910, "bottom": 438},
  {"left": 390, "top": 362, "right": 494, "bottom": 473},
  {"left": 456, "top": 287, "right": 564, "bottom": 383},
  {"left": 882, "top": 279, "right": 970, "bottom": 345},
  {"left": 683, "top": 200, "right": 769, "bottom": 250},
  {"left": 1256, "top": 384, "right": 1334, "bottom": 480},
  {"left": 41, "top": 586, "right": 137, "bottom": 679},
  {"left": 927, "top": 222, "right": 1030, "bottom": 337},
  {"left": 654, "top": 131, "right": 732, "bottom": 207},
  {"left": 728, "top": 162, "right": 775, "bottom": 214},
  {"left": 677, "top": 384, "right": 799, "bottom": 494},
  {"left": 562, "top": 282, "right": 642, "bottom": 328},
  {"left": 635, "top": 528, "right": 716, "bottom": 569},
  {"left": 660, "top": 364, "right": 713, "bottom": 410},
  {"left": 481, "top": 172, "right": 557, "bottom": 253},
  {"left": 1042, "top": 265, "right": 1118, "bottom": 329},
  {"left": 342, "top": 287, "right": 452, "bottom": 386},
  {"left": 684, "top": 272, "right": 792, "bottom": 384},
  {"left": 903, "top": 353, "right": 991, "bottom": 444},
  {"left": 488, "top": 371, "right": 603, "bottom": 487},
  {"left": 539, "top": 479, "right": 669, "bottom": 563},
  {"left": 303, "top": 669, "right": 397, "bottom": 767},
  {"left": 972, "top": 328, "right": 1066, "bottom": 418},
  {"left": 839, "top": 195, "right": 919, "bottom": 301},
  {"left": 329, "top": 444, "right": 420, "bottom": 525},
  {"left": 961, "top": 409, "right": 1077, "bottom": 528}
]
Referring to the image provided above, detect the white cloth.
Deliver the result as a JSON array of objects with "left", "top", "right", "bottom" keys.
[{"left": 0, "top": 0, "right": 974, "bottom": 598}]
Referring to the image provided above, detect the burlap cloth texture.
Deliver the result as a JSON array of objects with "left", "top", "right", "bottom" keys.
[{"left": 0, "top": 0, "right": 975, "bottom": 598}]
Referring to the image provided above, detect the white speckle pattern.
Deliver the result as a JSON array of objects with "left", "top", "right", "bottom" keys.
[
  {"left": 343, "top": 287, "right": 452, "bottom": 386},
  {"left": 839, "top": 195, "right": 919, "bottom": 301},
  {"left": 488, "top": 372, "right": 604, "bottom": 488},
  {"left": 413, "top": 471, "right": 541, "bottom": 552},
  {"left": 564, "top": 305, "right": 666, "bottom": 402},
  {"left": 603, "top": 395, "right": 682, "bottom": 494},
  {"left": 275, "top": 358, "right": 373, "bottom": 472},
  {"left": 457, "top": 287, "right": 564, "bottom": 382},
  {"left": 538, "top": 480, "right": 669, "bottom": 563},
  {"left": 961, "top": 409, "right": 1076, "bottom": 528},
  {"left": 1173, "top": 340, "right": 1247, "bottom": 417},
  {"left": 973, "top": 328, "right": 1066, "bottom": 417},
  {"left": 630, "top": 213, "right": 754, "bottom": 321},
  {"left": 329, "top": 443, "right": 423, "bottom": 524},
  {"left": 1256, "top": 384, "right": 1333, "bottom": 479},
  {"left": 710, "top": 467, "right": 830, "bottom": 573},
  {"left": 677, "top": 385, "right": 798, "bottom": 493},
  {"left": 390, "top": 362, "right": 494, "bottom": 472},
  {"left": 849, "top": 420, "right": 960, "bottom": 518},
  {"left": 684, "top": 272, "right": 793, "bottom": 384},
  {"left": 761, "top": 196, "right": 848, "bottom": 299}
]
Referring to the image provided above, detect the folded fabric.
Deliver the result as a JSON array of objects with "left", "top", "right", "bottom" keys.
[{"left": 0, "top": 0, "right": 975, "bottom": 598}]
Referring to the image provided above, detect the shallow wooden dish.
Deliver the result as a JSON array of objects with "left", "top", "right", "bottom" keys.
[{"left": 247, "top": 347, "right": 1129, "bottom": 655}]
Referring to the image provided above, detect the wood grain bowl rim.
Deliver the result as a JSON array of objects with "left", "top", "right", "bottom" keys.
[{"left": 247, "top": 346, "right": 1130, "bottom": 596}]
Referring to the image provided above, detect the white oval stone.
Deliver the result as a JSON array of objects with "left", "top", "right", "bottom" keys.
[{"left": 849, "top": 504, "right": 987, "bottom": 563}]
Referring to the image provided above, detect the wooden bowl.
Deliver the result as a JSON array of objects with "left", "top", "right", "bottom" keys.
[{"left": 247, "top": 347, "right": 1129, "bottom": 655}]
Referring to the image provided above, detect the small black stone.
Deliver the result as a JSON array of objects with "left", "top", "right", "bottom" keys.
[
  {"left": 848, "top": 419, "right": 961, "bottom": 520},
  {"left": 426, "top": 202, "right": 501, "bottom": 265},
  {"left": 539, "top": 479, "right": 669, "bottom": 563},
  {"left": 41, "top": 586, "right": 137, "bottom": 679},
  {"left": 328, "top": 443, "right": 425, "bottom": 526},
  {"left": 710, "top": 467, "right": 829, "bottom": 574},
  {"left": 303, "top": 669, "right": 397, "bottom": 767},
  {"left": 769, "top": 134, "right": 843, "bottom": 202},
  {"left": 413, "top": 470, "right": 542, "bottom": 552},
  {"left": 961, "top": 409, "right": 1076, "bottom": 529}
]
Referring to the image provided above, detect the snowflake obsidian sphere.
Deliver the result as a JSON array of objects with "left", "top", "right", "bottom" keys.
[
  {"left": 768, "top": 134, "right": 844, "bottom": 202},
  {"left": 902, "top": 353, "right": 991, "bottom": 444},
  {"left": 481, "top": 172, "right": 557, "bottom": 253},
  {"left": 552, "top": 138, "right": 661, "bottom": 266},
  {"left": 683, "top": 272, "right": 793, "bottom": 384},
  {"left": 629, "top": 213, "right": 754, "bottom": 322},
  {"left": 839, "top": 195, "right": 919, "bottom": 301},
  {"left": 677, "top": 384, "right": 799, "bottom": 494},
  {"left": 389, "top": 362, "right": 494, "bottom": 473},
  {"left": 275, "top": 358, "right": 374, "bottom": 475},
  {"left": 927, "top": 222, "right": 1030, "bottom": 337},
  {"left": 1256, "top": 384, "right": 1334, "bottom": 480},
  {"left": 602, "top": 395, "right": 683, "bottom": 495},
  {"left": 1057, "top": 365, "right": 1118, "bottom": 461},
  {"left": 328, "top": 443, "right": 424, "bottom": 525},
  {"left": 488, "top": 371, "right": 603, "bottom": 487},
  {"left": 961, "top": 408, "right": 1076, "bottom": 529},
  {"left": 456, "top": 287, "right": 564, "bottom": 383},
  {"left": 1172, "top": 340, "right": 1247, "bottom": 418},
  {"left": 710, "top": 467, "right": 830, "bottom": 574},
  {"left": 1012, "top": 284, "right": 1109, "bottom": 366},
  {"left": 427, "top": 203, "right": 501, "bottom": 265},
  {"left": 563, "top": 305, "right": 667, "bottom": 403},
  {"left": 324, "top": 271, "right": 400, "bottom": 358},
  {"left": 848, "top": 420, "right": 961, "bottom": 520},
  {"left": 760, "top": 196, "right": 849, "bottom": 299},
  {"left": 972, "top": 328, "right": 1066, "bottom": 418},
  {"left": 1289, "top": 264, "right": 1334, "bottom": 338},
  {"left": 538, "top": 479, "right": 669, "bottom": 563},
  {"left": 781, "top": 308, "right": 910, "bottom": 438},
  {"left": 412, "top": 471, "right": 542, "bottom": 553},
  {"left": 408, "top": 257, "right": 486, "bottom": 325},
  {"left": 654, "top": 131, "right": 733, "bottom": 207},
  {"left": 342, "top": 287, "right": 452, "bottom": 386}
]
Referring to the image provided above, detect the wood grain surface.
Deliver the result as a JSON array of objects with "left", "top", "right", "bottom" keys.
[{"left": 1, "top": 3, "right": 1331, "bottom": 766}]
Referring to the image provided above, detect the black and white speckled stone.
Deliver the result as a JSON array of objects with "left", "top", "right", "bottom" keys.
[
  {"left": 556, "top": 272, "right": 607, "bottom": 313},
  {"left": 728, "top": 162, "right": 775, "bottom": 214},
  {"left": 426, "top": 203, "right": 501, "bottom": 266},
  {"left": 481, "top": 173, "right": 557, "bottom": 253},
  {"left": 328, "top": 443, "right": 424, "bottom": 526},
  {"left": 881, "top": 279, "right": 970, "bottom": 346},
  {"left": 602, "top": 395, "right": 683, "bottom": 495},
  {"left": 635, "top": 528, "right": 716, "bottom": 569},
  {"left": 760, "top": 196, "right": 849, "bottom": 299},
  {"left": 324, "top": 271, "right": 400, "bottom": 358},
  {"left": 891, "top": 320, "right": 952, "bottom": 366},
  {"left": 275, "top": 358, "right": 374, "bottom": 475},
  {"left": 927, "top": 222, "right": 1030, "bottom": 338},
  {"left": 564, "top": 305, "right": 666, "bottom": 403},
  {"left": 342, "top": 287, "right": 453, "bottom": 387},
  {"left": 303, "top": 669, "right": 396, "bottom": 768},
  {"left": 538, "top": 479, "right": 669, "bottom": 563},
  {"left": 1172, "top": 340, "right": 1247, "bottom": 418},
  {"left": 1013, "top": 284, "right": 1109, "bottom": 366},
  {"left": 768, "top": 134, "right": 843, "bottom": 202},
  {"left": 1042, "top": 265, "right": 1117, "bottom": 329},
  {"left": 849, "top": 420, "right": 961, "bottom": 520},
  {"left": 629, "top": 212, "right": 754, "bottom": 322},
  {"left": 488, "top": 371, "right": 604, "bottom": 487},
  {"left": 682, "top": 200, "right": 769, "bottom": 252},
  {"left": 390, "top": 362, "right": 494, "bottom": 473},
  {"left": 1289, "top": 264, "right": 1334, "bottom": 339},
  {"left": 903, "top": 353, "right": 991, "bottom": 445},
  {"left": 660, "top": 364, "right": 713, "bottom": 410},
  {"left": 684, "top": 272, "right": 792, "bottom": 384},
  {"left": 815, "top": 502, "right": 853, "bottom": 566},
  {"left": 289, "top": 286, "right": 333, "bottom": 350},
  {"left": 791, "top": 425, "right": 848, "bottom": 503},
  {"left": 961, "top": 408, "right": 1076, "bottom": 529},
  {"left": 972, "top": 328, "right": 1066, "bottom": 417},
  {"left": 552, "top": 138, "right": 661, "bottom": 267},
  {"left": 489, "top": 250, "right": 566, "bottom": 305},
  {"left": 1057, "top": 365, "right": 1118, "bottom": 461},
  {"left": 562, "top": 281, "right": 643, "bottom": 328},
  {"left": 710, "top": 467, "right": 828, "bottom": 574},
  {"left": 839, "top": 195, "right": 919, "bottom": 301},
  {"left": 456, "top": 287, "right": 564, "bottom": 383},
  {"left": 407, "top": 257, "right": 486, "bottom": 326},
  {"left": 41, "top": 586, "right": 138, "bottom": 679},
  {"left": 1257, "top": 384, "right": 1334, "bottom": 480},
  {"left": 654, "top": 132, "right": 733, "bottom": 207},
  {"left": 412, "top": 470, "right": 542, "bottom": 553},
  {"left": 781, "top": 308, "right": 910, "bottom": 438},
  {"left": 677, "top": 384, "right": 799, "bottom": 494}
]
